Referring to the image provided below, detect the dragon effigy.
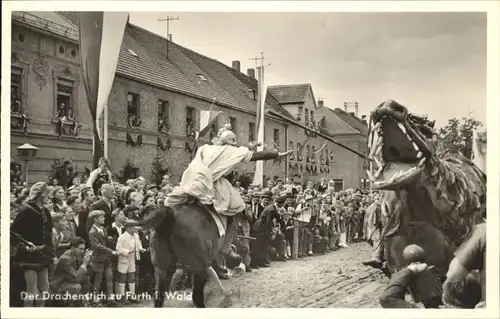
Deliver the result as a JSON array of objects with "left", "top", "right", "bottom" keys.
[{"left": 366, "top": 99, "right": 486, "bottom": 275}]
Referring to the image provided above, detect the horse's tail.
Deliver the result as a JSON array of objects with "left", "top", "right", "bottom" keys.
[{"left": 124, "top": 205, "right": 173, "bottom": 230}]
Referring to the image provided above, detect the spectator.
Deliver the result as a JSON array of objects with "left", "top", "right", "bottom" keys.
[
  {"left": 50, "top": 237, "right": 92, "bottom": 296},
  {"left": 90, "top": 184, "right": 117, "bottom": 230},
  {"left": 115, "top": 225, "right": 144, "bottom": 299},
  {"left": 295, "top": 194, "right": 315, "bottom": 257},
  {"left": 86, "top": 157, "right": 113, "bottom": 195},
  {"left": 444, "top": 223, "right": 486, "bottom": 308},
  {"left": 88, "top": 210, "right": 118, "bottom": 298},
  {"left": 11, "top": 182, "right": 55, "bottom": 307}
]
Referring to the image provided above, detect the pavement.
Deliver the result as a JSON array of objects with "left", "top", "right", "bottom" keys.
[{"left": 133, "top": 242, "right": 392, "bottom": 308}]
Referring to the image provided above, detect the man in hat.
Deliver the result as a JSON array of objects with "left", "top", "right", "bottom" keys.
[
  {"left": 295, "top": 193, "right": 316, "bottom": 257},
  {"left": 88, "top": 210, "right": 118, "bottom": 297},
  {"left": 249, "top": 191, "right": 263, "bottom": 221}
]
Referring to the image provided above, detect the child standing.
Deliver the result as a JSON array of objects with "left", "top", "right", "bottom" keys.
[
  {"left": 282, "top": 207, "right": 295, "bottom": 259},
  {"left": 115, "top": 225, "right": 144, "bottom": 299}
]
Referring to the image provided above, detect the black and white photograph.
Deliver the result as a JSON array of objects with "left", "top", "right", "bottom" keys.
[{"left": 2, "top": 1, "right": 498, "bottom": 317}]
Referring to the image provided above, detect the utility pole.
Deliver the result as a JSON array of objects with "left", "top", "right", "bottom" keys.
[
  {"left": 249, "top": 52, "right": 272, "bottom": 187},
  {"left": 158, "top": 15, "right": 179, "bottom": 59}
]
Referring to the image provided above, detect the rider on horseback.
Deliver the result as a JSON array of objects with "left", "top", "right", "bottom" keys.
[{"left": 165, "top": 124, "right": 293, "bottom": 262}]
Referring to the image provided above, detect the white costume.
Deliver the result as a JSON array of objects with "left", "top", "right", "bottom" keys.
[
  {"left": 166, "top": 130, "right": 254, "bottom": 216},
  {"left": 116, "top": 231, "right": 143, "bottom": 273}
]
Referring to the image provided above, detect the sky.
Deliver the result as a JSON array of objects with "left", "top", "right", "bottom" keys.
[{"left": 128, "top": 12, "right": 487, "bottom": 129}]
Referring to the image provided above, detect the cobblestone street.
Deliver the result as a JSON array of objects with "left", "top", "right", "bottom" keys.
[{"left": 136, "top": 242, "right": 390, "bottom": 308}]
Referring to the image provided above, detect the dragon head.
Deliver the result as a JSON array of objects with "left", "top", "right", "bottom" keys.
[{"left": 368, "top": 99, "right": 438, "bottom": 190}]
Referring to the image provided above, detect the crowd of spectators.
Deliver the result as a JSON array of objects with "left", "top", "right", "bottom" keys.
[
  {"left": 9, "top": 156, "right": 380, "bottom": 307},
  {"left": 13, "top": 156, "right": 485, "bottom": 309}
]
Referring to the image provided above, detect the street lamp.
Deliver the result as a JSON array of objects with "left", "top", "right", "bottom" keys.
[{"left": 17, "top": 143, "right": 38, "bottom": 186}]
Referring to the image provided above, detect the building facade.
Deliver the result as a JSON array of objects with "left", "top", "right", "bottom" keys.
[{"left": 10, "top": 11, "right": 367, "bottom": 190}]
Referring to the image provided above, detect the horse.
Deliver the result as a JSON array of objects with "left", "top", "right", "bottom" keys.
[{"left": 125, "top": 202, "right": 241, "bottom": 308}]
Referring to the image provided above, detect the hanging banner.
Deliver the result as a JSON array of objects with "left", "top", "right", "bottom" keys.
[{"left": 79, "top": 12, "right": 128, "bottom": 168}]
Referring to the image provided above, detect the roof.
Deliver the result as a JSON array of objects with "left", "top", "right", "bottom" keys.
[
  {"left": 13, "top": 11, "right": 261, "bottom": 115},
  {"left": 331, "top": 108, "right": 369, "bottom": 135},
  {"left": 267, "top": 84, "right": 312, "bottom": 105},
  {"left": 322, "top": 107, "right": 362, "bottom": 135}
]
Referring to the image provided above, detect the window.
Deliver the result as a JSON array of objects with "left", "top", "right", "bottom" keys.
[
  {"left": 56, "top": 80, "right": 74, "bottom": 119},
  {"left": 52, "top": 68, "right": 80, "bottom": 121},
  {"left": 186, "top": 106, "right": 196, "bottom": 137},
  {"left": 333, "top": 179, "right": 344, "bottom": 192},
  {"left": 127, "top": 92, "right": 140, "bottom": 128},
  {"left": 288, "top": 141, "right": 294, "bottom": 150},
  {"left": 157, "top": 100, "right": 170, "bottom": 133},
  {"left": 304, "top": 108, "right": 309, "bottom": 124},
  {"left": 306, "top": 145, "right": 310, "bottom": 157},
  {"left": 11, "top": 67, "right": 23, "bottom": 113},
  {"left": 273, "top": 129, "right": 280, "bottom": 148},
  {"left": 230, "top": 116, "right": 237, "bottom": 136},
  {"left": 297, "top": 143, "right": 302, "bottom": 159},
  {"left": 311, "top": 110, "right": 314, "bottom": 120},
  {"left": 248, "top": 122, "right": 255, "bottom": 142},
  {"left": 297, "top": 106, "right": 303, "bottom": 120},
  {"left": 127, "top": 93, "right": 140, "bottom": 116}
]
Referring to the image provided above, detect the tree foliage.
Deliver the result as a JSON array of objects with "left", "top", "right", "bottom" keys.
[{"left": 437, "top": 117, "right": 482, "bottom": 159}]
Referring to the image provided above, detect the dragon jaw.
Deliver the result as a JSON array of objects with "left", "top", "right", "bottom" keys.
[{"left": 368, "top": 100, "right": 437, "bottom": 191}]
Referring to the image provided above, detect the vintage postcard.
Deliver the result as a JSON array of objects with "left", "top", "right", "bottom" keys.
[{"left": 1, "top": 1, "right": 499, "bottom": 319}]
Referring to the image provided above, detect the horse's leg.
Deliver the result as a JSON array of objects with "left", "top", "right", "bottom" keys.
[
  {"left": 154, "top": 266, "right": 168, "bottom": 308},
  {"left": 206, "top": 266, "right": 227, "bottom": 292},
  {"left": 169, "top": 267, "right": 184, "bottom": 292},
  {"left": 192, "top": 272, "right": 208, "bottom": 308}
]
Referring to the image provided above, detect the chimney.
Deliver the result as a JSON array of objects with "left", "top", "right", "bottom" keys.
[
  {"left": 317, "top": 99, "right": 324, "bottom": 108},
  {"left": 232, "top": 61, "right": 241, "bottom": 72},
  {"left": 361, "top": 115, "right": 367, "bottom": 125},
  {"left": 168, "top": 34, "right": 172, "bottom": 41},
  {"left": 247, "top": 68, "right": 255, "bottom": 79}
]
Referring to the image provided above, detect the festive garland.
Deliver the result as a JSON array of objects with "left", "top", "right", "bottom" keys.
[{"left": 157, "top": 137, "right": 172, "bottom": 151}]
